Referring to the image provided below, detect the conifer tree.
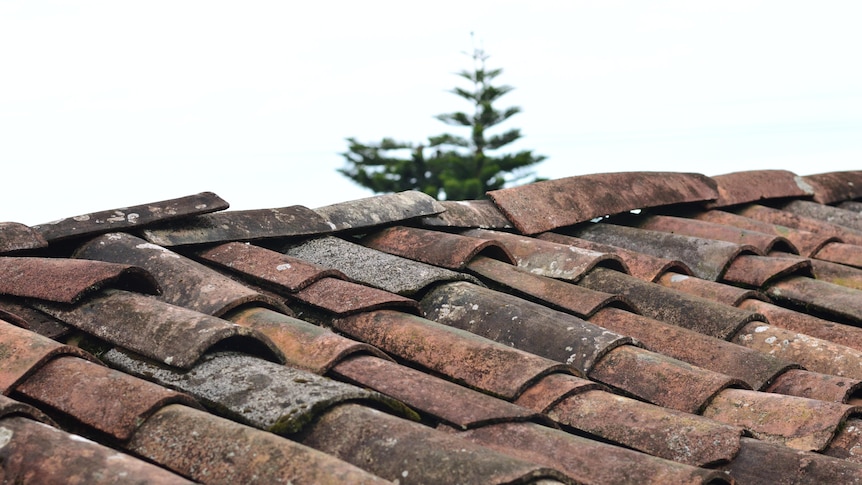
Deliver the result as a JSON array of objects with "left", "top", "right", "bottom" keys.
[{"left": 339, "top": 46, "right": 545, "bottom": 200}]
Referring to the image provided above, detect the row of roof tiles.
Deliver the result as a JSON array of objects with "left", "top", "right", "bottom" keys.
[{"left": 2, "top": 169, "right": 862, "bottom": 483}]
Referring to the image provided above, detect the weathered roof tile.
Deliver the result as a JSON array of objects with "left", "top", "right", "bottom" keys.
[
  {"left": 33, "top": 192, "right": 229, "bottom": 243},
  {"left": 487, "top": 172, "right": 718, "bottom": 234},
  {"left": 803, "top": 170, "right": 862, "bottom": 204},
  {"left": 421, "top": 199, "right": 514, "bottom": 229},
  {"left": 707, "top": 170, "right": 814, "bottom": 208},
  {"left": 362, "top": 226, "right": 515, "bottom": 270},
  {"left": 0, "top": 257, "right": 159, "bottom": 303},
  {"left": 292, "top": 277, "right": 418, "bottom": 315},
  {"left": 637, "top": 214, "right": 799, "bottom": 254},
  {"left": 0, "top": 222, "right": 47, "bottom": 253},
  {"left": 782, "top": 199, "right": 862, "bottom": 232},
  {"left": 314, "top": 190, "right": 445, "bottom": 231}
]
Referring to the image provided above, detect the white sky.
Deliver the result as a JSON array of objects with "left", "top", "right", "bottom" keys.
[{"left": 2, "top": 1, "right": 861, "bottom": 225}]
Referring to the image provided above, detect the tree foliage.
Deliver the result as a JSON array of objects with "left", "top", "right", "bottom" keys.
[{"left": 338, "top": 46, "right": 545, "bottom": 200}]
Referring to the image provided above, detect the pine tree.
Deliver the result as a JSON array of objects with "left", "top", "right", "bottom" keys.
[{"left": 339, "top": 46, "right": 545, "bottom": 200}]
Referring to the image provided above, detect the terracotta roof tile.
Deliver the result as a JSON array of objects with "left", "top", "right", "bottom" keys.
[
  {"left": 767, "top": 275, "right": 862, "bottom": 324},
  {"left": 195, "top": 241, "right": 347, "bottom": 292},
  {"left": 0, "top": 297, "right": 70, "bottom": 339},
  {"left": 739, "top": 298, "right": 862, "bottom": 352},
  {"left": 0, "top": 319, "right": 98, "bottom": 394},
  {"left": 702, "top": 388, "right": 860, "bottom": 451},
  {"left": 571, "top": 222, "right": 756, "bottom": 281},
  {"left": 579, "top": 268, "right": 760, "bottom": 339},
  {"left": 0, "top": 257, "right": 159, "bottom": 303},
  {"left": 809, "top": 257, "right": 862, "bottom": 290},
  {"left": 466, "top": 256, "right": 637, "bottom": 318},
  {"left": 804, "top": 170, "right": 862, "bottom": 204},
  {"left": 0, "top": 395, "right": 53, "bottom": 423},
  {"left": 420, "top": 199, "right": 514, "bottom": 229},
  {"left": 547, "top": 389, "right": 742, "bottom": 467},
  {"left": 463, "top": 228, "right": 628, "bottom": 280},
  {"left": 782, "top": 199, "right": 862, "bottom": 232},
  {"left": 707, "top": 169, "right": 814, "bottom": 208},
  {"left": 142, "top": 205, "right": 333, "bottom": 246},
  {"left": 487, "top": 172, "right": 718, "bottom": 234},
  {"left": 693, "top": 208, "right": 839, "bottom": 257},
  {"left": 362, "top": 225, "right": 515, "bottom": 270},
  {"left": 420, "top": 281, "right": 634, "bottom": 374},
  {"left": 226, "top": 306, "right": 390, "bottom": 374},
  {"left": 589, "top": 307, "right": 797, "bottom": 391},
  {"left": 766, "top": 369, "right": 862, "bottom": 404},
  {"left": 331, "top": 354, "right": 540, "bottom": 429},
  {"left": 540, "top": 231, "right": 693, "bottom": 281},
  {"left": 299, "top": 404, "right": 570, "bottom": 484},
  {"left": 721, "top": 254, "right": 812, "bottom": 288},
  {"left": 332, "top": 310, "right": 574, "bottom": 400},
  {"left": 313, "top": 190, "right": 445, "bottom": 231},
  {"left": 812, "top": 241, "right": 862, "bottom": 268},
  {"left": 737, "top": 203, "right": 862, "bottom": 246},
  {"left": 283, "top": 235, "right": 480, "bottom": 296},
  {"left": 0, "top": 222, "right": 47, "bottom": 253},
  {"left": 129, "top": 404, "right": 391, "bottom": 484},
  {"left": 32, "top": 191, "right": 229, "bottom": 243},
  {"left": 449, "top": 420, "right": 732, "bottom": 484},
  {"left": 637, "top": 213, "right": 799, "bottom": 254},
  {"left": 0, "top": 416, "right": 194, "bottom": 484},
  {"left": 721, "top": 437, "right": 862, "bottom": 484},
  {"left": 37, "top": 289, "right": 284, "bottom": 369},
  {"left": 292, "top": 277, "right": 418, "bottom": 315},
  {"left": 13, "top": 355, "right": 199, "bottom": 441},
  {"left": 75, "top": 233, "right": 287, "bottom": 316},
  {"left": 657, "top": 271, "right": 761, "bottom": 307}
]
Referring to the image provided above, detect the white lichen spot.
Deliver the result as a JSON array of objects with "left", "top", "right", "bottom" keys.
[
  {"left": 754, "top": 326, "right": 769, "bottom": 333},
  {"left": 670, "top": 274, "right": 689, "bottom": 283},
  {"left": 793, "top": 176, "right": 815, "bottom": 195},
  {"left": 566, "top": 326, "right": 575, "bottom": 331},
  {"left": 136, "top": 242, "right": 180, "bottom": 258},
  {"left": 565, "top": 346, "right": 573, "bottom": 352},
  {"left": 471, "top": 304, "right": 479, "bottom": 311},
  {"left": 107, "top": 233, "right": 123, "bottom": 240},
  {"left": 164, "top": 356, "right": 174, "bottom": 365},
  {"left": 764, "top": 336, "right": 777, "bottom": 344},
  {"left": 327, "top": 221, "right": 338, "bottom": 230},
  {"left": 511, "top": 316, "right": 518, "bottom": 321},
  {"left": 195, "top": 204, "right": 208, "bottom": 210},
  {"left": 402, "top": 470, "right": 409, "bottom": 478},
  {"left": 771, "top": 288, "right": 782, "bottom": 297},
  {"left": 127, "top": 213, "right": 140, "bottom": 223},
  {"left": 106, "top": 212, "right": 127, "bottom": 223},
  {"left": 73, "top": 214, "right": 91, "bottom": 222},
  {"left": 276, "top": 263, "right": 292, "bottom": 271},
  {"left": 0, "top": 427, "right": 12, "bottom": 448}
]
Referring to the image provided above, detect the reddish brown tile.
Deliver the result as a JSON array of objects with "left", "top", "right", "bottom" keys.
[
  {"left": 513, "top": 373, "right": 605, "bottom": 412},
  {"left": 196, "top": 241, "right": 347, "bottom": 292},
  {"left": 292, "top": 277, "right": 417, "bottom": 315},
  {"left": 721, "top": 437, "right": 862, "bottom": 484},
  {"left": 0, "top": 320, "right": 97, "bottom": 395},
  {"left": 782, "top": 199, "right": 862, "bottom": 232},
  {"left": 299, "top": 404, "right": 569, "bottom": 484},
  {"left": 130, "top": 404, "right": 391, "bottom": 484},
  {"left": 463, "top": 228, "right": 627, "bottom": 281},
  {"left": 0, "top": 416, "right": 194, "bottom": 484},
  {"left": 449, "top": 420, "right": 731, "bottom": 484},
  {"left": 487, "top": 172, "right": 718, "bottom": 234},
  {"left": 657, "top": 272, "right": 760, "bottom": 307},
  {"left": 466, "top": 256, "right": 636, "bottom": 318},
  {"left": 0, "top": 222, "right": 47, "bottom": 253},
  {"left": 740, "top": 298, "right": 862, "bottom": 352},
  {"left": 572, "top": 222, "right": 756, "bottom": 281},
  {"left": 767, "top": 275, "right": 862, "bottom": 324},
  {"left": 813, "top": 241, "right": 862, "bottom": 268},
  {"left": 14, "top": 356, "right": 199, "bottom": 441},
  {"left": 706, "top": 169, "right": 814, "bottom": 208},
  {"left": 226, "top": 306, "right": 390, "bottom": 374},
  {"left": 732, "top": 321, "right": 862, "bottom": 380},
  {"left": 75, "top": 233, "right": 286, "bottom": 317},
  {"left": 766, "top": 369, "right": 862, "bottom": 404},
  {"left": 540, "top": 232, "right": 692, "bottom": 281},
  {"left": 737, "top": 204, "right": 862, "bottom": 246},
  {"left": 637, "top": 214, "right": 799, "bottom": 254},
  {"left": 32, "top": 192, "right": 229, "bottom": 243},
  {"left": 332, "top": 310, "right": 573, "bottom": 400},
  {"left": 0, "top": 257, "right": 159, "bottom": 303},
  {"left": 804, "top": 170, "right": 862, "bottom": 204},
  {"left": 331, "top": 355, "right": 541, "bottom": 429},
  {"left": 702, "top": 388, "right": 859, "bottom": 451},
  {"left": 0, "top": 297, "right": 69, "bottom": 339},
  {"left": 579, "top": 268, "right": 759, "bottom": 339},
  {"left": 548, "top": 389, "right": 742, "bottom": 467},
  {"left": 0, "top": 395, "right": 53, "bottom": 424},
  {"left": 721, "top": 254, "right": 812, "bottom": 288},
  {"left": 809, "top": 257, "right": 862, "bottom": 290},
  {"left": 588, "top": 345, "right": 745, "bottom": 414},
  {"left": 589, "top": 307, "right": 797, "bottom": 390},
  {"left": 362, "top": 226, "right": 514, "bottom": 270}
]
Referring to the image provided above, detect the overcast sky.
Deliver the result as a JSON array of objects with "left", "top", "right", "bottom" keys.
[{"left": 2, "top": 1, "right": 861, "bottom": 225}]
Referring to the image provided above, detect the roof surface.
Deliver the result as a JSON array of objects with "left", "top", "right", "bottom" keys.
[{"left": 4, "top": 169, "right": 862, "bottom": 484}]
